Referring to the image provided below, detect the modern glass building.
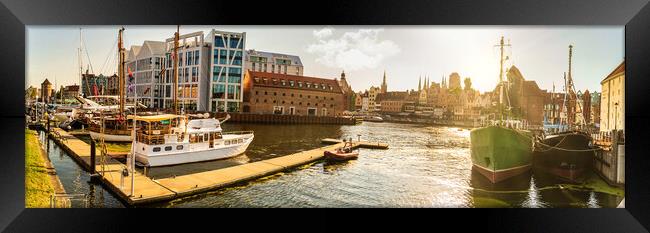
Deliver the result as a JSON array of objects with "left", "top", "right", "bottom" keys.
[{"left": 207, "top": 29, "right": 246, "bottom": 112}]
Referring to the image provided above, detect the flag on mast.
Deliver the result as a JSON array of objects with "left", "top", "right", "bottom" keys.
[{"left": 127, "top": 67, "right": 135, "bottom": 93}]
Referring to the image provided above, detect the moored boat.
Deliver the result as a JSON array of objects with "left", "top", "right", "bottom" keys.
[
  {"left": 470, "top": 36, "right": 533, "bottom": 183},
  {"left": 130, "top": 114, "right": 254, "bottom": 167},
  {"left": 324, "top": 147, "right": 359, "bottom": 161},
  {"left": 471, "top": 124, "right": 533, "bottom": 183}
]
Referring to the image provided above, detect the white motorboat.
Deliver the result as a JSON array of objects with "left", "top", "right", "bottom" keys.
[{"left": 129, "top": 114, "right": 254, "bottom": 167}]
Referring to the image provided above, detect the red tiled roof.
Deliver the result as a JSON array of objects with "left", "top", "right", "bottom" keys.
[
  {"left": 247, "top": 71, "right": 342, "bottom": 93},
  {"left": 601, "top": 60, "right": 625, "bottom": 84}
]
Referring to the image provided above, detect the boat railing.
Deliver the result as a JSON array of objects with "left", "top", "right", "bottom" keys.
[
  {"left": 222, "top": 130, "right": 254, "bottom": 135},
  {"left": 136, "top": 132, "right": 167, "bottom": 145}
]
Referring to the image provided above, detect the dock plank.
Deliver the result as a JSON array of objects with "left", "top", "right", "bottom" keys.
[{"left": 49, "top": 127, "right": 389, "bottom": 206}]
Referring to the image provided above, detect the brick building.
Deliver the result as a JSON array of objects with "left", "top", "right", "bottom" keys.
[
  {"left": 502, "top": 65, "right": 545, "bottom": 126},
  {"left": 376, "top": 91, "right": 410, "bottom": 113},
  {"left": 242, "top": 70, "right": 346, "bottom": 116}
]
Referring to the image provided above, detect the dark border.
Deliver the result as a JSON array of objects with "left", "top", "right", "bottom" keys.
[{"left": 2, "top": 0, "right": 650, "bottom": 232}]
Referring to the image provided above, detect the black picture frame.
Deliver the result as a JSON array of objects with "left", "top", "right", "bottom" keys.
[{"left": 2, "top": 0, "right": 650, "bottom": 232}]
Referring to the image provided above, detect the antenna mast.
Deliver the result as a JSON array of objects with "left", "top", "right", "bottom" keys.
[{"left": 496, "top": 36, "right": 511, "bottom": 121}]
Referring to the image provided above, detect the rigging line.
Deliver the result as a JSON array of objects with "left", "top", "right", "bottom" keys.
[
  {"left": 83, "top": 39, "right": 94, "bottom": 74},
  {"left": 99, "top": 37, "right": 118, "bottom": 75}
]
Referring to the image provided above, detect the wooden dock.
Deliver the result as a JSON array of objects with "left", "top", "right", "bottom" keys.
[
  {"left": 48, "top": 128, "right": 388, "bottom": 206},
  {"left": 321, "top": 138, "right": 389, "bottom": 149}
]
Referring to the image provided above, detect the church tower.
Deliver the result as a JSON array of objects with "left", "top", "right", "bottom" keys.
[{"left": 381, "top": 70, "right": 388, "bottom": 93}]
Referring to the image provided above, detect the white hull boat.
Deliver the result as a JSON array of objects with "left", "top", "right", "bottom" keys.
[
  {"left": 128, "top": 114, "right": 254, "bottom": 167},
  {"left": 134, "top": 133, "right": 253, "bottom": 167}
]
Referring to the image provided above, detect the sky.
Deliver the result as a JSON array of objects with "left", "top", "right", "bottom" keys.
[{"left": 26, "top": 26, "right": 623, "bottom": 93}]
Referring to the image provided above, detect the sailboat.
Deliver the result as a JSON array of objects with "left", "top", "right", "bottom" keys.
[
  {"left": 470, "top": 36, "right": 534, "bottom": 183},
  {"left": 535, "top": 45, "right": 593, "bottom": 183},
  {"left": 88, "top": 27, "right": 136, "bottom": 142}
]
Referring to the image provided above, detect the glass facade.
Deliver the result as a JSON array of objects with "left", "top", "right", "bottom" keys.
[{"left": 210, "top": 31, "right": 245, "bottom": 112}]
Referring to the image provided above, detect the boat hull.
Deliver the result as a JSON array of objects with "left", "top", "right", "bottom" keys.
[
  {"left": 89, "top": 131, "right": 132, "bottom": 142},
  {"left": 535, "top": 131, "right": 593, "bottom": 183},
  {"left": 135, "top": 134, "right": 254, "bottom": 167},
  {"left": 470, "top": 125, "right": 533, "bottom": 183},
  {"left": 324, "top": 150, "right": 359, "bottom": 161}
]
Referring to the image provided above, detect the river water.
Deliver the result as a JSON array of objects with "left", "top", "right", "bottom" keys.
[{"left": 40, "top": 122, "right": 623, "bottom": 208}]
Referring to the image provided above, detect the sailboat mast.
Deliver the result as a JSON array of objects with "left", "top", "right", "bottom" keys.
[
  {"left": 79, "top": 28, "right": 83, "bottom": 96},
  {"left": 173, "top": 25, "right": 180, "bottom": 115},
  {"left": 118, "top": 27, "right": 126, "bottom": 114}
]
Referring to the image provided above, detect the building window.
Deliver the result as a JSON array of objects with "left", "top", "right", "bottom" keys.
[
  {"left": 215, "top": 36, "right": 226, "bottom": 48},
  {"left": 298, "top": 82, "right": 303, "bottom": 87},
  {"left": 195, "top": 50, "right": 200, "bottom": 65},
  {"left": 274, "top": 92, "right": 277, "bottom": 96},
  {"left": 290, "top": 80, "right": 295, "bottom": 87},
  {"left": 282, "top": 93, "right": 285, "bottom": 96},
  {"left": 291, "top": 93, "right": 294, "bottom": 97}
]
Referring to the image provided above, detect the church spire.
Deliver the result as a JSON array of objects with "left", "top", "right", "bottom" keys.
[
  {"left": 418, "top": 76, "right": 421, "bottom": 91},
  {"left": 381, "top": 70, "right": 388, "bottom": 93}
]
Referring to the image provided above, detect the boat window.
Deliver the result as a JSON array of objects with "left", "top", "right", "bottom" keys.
[
  {"left": 165, "top": 146, "right": 172, "bottom": 151},
  {"left": 225, "top": 140, "right": 230, "bottom": 145},
  {"left": 153, "top": 147, "right": 161, "bottom": 152},
  {"left": 204, "top": 133, "right": 209, "bottom": 141},
  {"left": 176, "top": 145, "right": 183, "bottom": 150},
  {"left": 238, "top": 139, "right": 243, "bottom": 143}
]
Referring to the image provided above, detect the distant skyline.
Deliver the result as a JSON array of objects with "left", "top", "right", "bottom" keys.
[{"left": 27, "top": 26, "right": 623, "bottom": 93}]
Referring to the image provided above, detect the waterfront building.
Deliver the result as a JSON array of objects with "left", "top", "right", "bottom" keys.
[
  {"left": 361, "top": 91, "right": 370, "bottom": 112},
  {"left": 163, "top": 31, "right": 211, "bottom": 111},
  {"left": 376, "top": 91, "right": 410, "bottom": 113},
  {"left": 354, "top": 91, "right": 363, "bottom": 111},
  {"left": 600, "top": 60, "right": 625, "bottom": 132},
  {"left": 245, "top": 50, "right": 303, "bottom": 76},
  {"left": 502, "top": 65, "right": 545, "bottom": 126},
  {"left": 543, "top": 92, "right": 567, "bottom": 125},
  {"left": 582, "top": 90, "right": 592, "bottom": 125},
  {"left": 208, "top": 30, "right": 246, "bottom": 112},
  {"left": 337, "top": 71, "right": 356, "bottom": 112},
  {"left": 125, "top": 41, "right": 166, "bottom": 109},
  {"left": 106, "top": 74, "right": 119, "bottom": 95},
  {"left": 242, "top": 70, "right": 346, "bottom": 116},
  {"left": 40, "top": 78, "right": 52, "bottom": 103},
  {"left": 590, "top": 91, "right": 601, "bottom": 126},
  {"left": 81, "top": 71, "right": 108, "bottom": 97},
  {"left": 62, "top": 85, "right": 80, "bottom": 100},
  {"left": 368, "top": 86, "right": 381, "bottom": 112}
]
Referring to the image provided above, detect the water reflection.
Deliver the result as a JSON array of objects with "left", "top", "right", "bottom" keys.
[{"left": 39, "top": 122, "right": 622, "bottom": 208}]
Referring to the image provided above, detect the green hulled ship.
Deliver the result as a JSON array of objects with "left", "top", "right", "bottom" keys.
[
  {"left": 470, "top": 36, "right": 533, "bottom": 183},
  {"left": 470, "top": 125, "right": 533, "bottom": 183}
]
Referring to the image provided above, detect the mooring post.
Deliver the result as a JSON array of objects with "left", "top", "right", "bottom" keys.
[{"left": 90, "top": 139, "right": 96, "bottom": 174}]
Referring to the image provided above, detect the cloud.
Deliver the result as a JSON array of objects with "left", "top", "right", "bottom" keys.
[
  {"left": 306, "top": 28, "right": 400, "bottom": 71},
  {"left": 313, "top": 27, "right": 334, "bottom": 39}
]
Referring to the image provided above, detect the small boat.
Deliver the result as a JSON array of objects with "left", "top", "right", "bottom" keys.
[
  {"left": 324, "top": 145, "right": 358, "bottom": 161},
  {"left": 364, "top": 116, "right": 384, "bottom": 122}
]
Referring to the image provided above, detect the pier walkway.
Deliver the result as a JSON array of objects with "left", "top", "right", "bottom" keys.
[{"left": 48, "top": 128, "right": 388, "bottom": 206}]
